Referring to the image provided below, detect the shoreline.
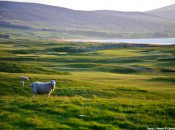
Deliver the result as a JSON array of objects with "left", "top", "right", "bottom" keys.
[{"left": 58, "top": 38, "right": 175, "bottom": 45}]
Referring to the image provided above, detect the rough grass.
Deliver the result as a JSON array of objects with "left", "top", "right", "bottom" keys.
[
  {"left": 0, "top": 61, "right": 69, "bottom": 75},
  {"left": 1, "top": 96, "right": 175, "bottom": 129},
  {"left": 0, "top": 40, "right": 175, "bottom": 129}
]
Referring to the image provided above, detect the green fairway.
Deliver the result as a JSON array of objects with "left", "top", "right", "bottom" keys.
[{"left": 0, "top": 40, "right": 175, "bottom": 129}]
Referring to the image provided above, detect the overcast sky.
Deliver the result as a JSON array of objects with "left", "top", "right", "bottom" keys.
[{"left": 2, "top": 0, "right": 175, "bottom": 11}]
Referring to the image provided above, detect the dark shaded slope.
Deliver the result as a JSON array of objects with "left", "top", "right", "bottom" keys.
[{"left": 0, "top": 1, "right": 175, "bottom": 38}]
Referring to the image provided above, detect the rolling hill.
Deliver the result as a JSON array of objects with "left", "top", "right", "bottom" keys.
[
  {"left": 0, "top": 1, "right": 175, "bottom": 39},
  {"left": 147, "top": 4, "right": 175, "bottom": 21}
]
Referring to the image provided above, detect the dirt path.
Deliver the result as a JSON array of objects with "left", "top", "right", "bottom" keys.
[{"left": 128, "top": 66, "right": 157, "bottom": 73}]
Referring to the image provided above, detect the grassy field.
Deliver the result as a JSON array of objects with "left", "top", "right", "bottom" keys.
[{"left": 0, "top": 40, "right": 175, "bottom": 129}]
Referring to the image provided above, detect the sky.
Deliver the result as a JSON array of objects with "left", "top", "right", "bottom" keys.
[{"left": 2, "top": 0, "right": 175, "bottom": 11}]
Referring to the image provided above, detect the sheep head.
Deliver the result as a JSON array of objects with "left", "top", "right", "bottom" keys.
[{"left": 50, "top": 80, "right": 56, "bottom": 92}]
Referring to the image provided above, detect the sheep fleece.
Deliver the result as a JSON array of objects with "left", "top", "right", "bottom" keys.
[{"left": 31, "top": 82, "right": 55, "bottom": 94}]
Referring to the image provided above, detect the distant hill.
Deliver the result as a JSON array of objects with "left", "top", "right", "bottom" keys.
[
  {"left": 147, "top": 4, "right": 175, "bottom": 21},
  {"left": 0, "top": 1, "right": 175, "bottom": 38}
]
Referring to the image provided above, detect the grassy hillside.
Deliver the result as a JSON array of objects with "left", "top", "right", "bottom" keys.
[{"left": 0, "top": 40, "right": 175, "bottom": 129}]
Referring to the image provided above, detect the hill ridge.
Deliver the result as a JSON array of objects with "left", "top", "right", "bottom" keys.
[{"left": 0, "top": 1, "right": 175, "bottom": 38}]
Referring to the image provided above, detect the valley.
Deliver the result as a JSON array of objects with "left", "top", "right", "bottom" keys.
[{"left": 0, "top": 40, "right": 175, "bottom": 129}]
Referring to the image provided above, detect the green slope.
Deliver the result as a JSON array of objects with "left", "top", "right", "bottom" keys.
[{"left": 0, "top": 40, "right": 175, "bottom": 129}]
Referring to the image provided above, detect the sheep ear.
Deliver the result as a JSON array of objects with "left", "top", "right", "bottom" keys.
[{"left": 50, "top": 81, "right": 54, "bottom": 85}]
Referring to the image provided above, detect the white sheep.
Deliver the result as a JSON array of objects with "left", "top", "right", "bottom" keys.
[
  {"left": 20, "top": 81, "right": 25, "bottom": 86},
  {"left": 20, "top": 76, "right": 29, "bottom": 81},
  {"left": 28, "top": 80, "right": 56, "bottom": 97}
]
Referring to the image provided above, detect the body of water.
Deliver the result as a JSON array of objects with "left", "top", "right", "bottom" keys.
[{"left": 93, "top": 38, "right": 175, "bottom": 45}]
